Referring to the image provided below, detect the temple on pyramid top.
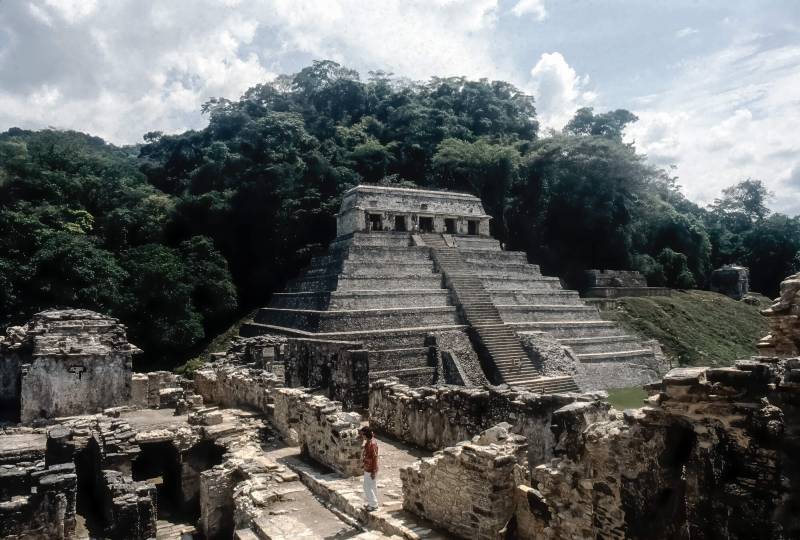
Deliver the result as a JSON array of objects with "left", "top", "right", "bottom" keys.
[
  {"left": 336, "top": 185, "right": 492, "bottom": 237},
  {"left": 243, "top": 184, "right": 668, "bottom": 397}
]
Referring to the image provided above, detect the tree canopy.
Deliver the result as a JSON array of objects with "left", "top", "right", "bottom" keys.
[{"left": 2, "top": 61, "right": 797, "bottom": 367}]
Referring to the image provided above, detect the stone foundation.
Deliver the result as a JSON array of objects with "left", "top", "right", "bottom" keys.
[
  {"left": 400, "top": 424, "right": 527, "bottom": 540},
  {"left": 272, "top": 388, "right": 362, "bottom": 476}
]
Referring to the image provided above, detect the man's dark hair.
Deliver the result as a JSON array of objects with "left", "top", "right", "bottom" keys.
[{"left": 359, "top": 426, "right": 373, "bottom": 439}]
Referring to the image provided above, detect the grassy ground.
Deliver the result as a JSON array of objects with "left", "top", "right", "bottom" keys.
[
  {"left": 604, "top": 290, "right": 770, "bottom": 367},
  {"left": 607, "top": 387, "right": 649, "bottom": 410}
]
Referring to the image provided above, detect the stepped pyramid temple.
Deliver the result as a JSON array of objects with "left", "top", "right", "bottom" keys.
[{"left": 243, "top": 185, "right": 666, "bottom": 394}]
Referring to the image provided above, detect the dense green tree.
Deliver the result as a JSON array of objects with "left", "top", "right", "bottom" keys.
[{"left": 3, "top": 61, "right": 798, "bottom": 368}]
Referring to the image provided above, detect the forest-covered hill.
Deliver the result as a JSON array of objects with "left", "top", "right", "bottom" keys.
[{"left": 1, "top": 60, "right": 798, "bottom": 367}]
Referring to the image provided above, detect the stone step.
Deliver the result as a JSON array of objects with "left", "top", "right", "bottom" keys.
[
  {"left": 270, "top": 289, "right": 454, "bottom": 310},
  {"left": 577, "top": 349, "right": 655, "bottom": 363},
  {"left": 557, "top": 335, "right": 644, "bottom": 354},
  {"left": 369, "top": 348, "right": 432, "bottom": 371},
  {"left": 480, "top": 277, "right": 564, "bottom": 290},
  {"left": 241, "top": 322, "right": 470, "bottom": 352},
  {"left": 498, "top": 305, "right": 601, "bottom": 322},
  {"left": 337, "top": 275, "right": 444, "bottom": 291},
  {"left": 522, "top": 376, "right": 581, "bottom": 393},
  {"left": 256, "top": 306, "right": 461, "bottom": 332},
  {"left": 340, "top": 261, "right": 436, "bottom": 276},
  {"left": 487, "top": 289, "right": 583, "bottom": 306},
  {"left": 508, "top": 321, "right": 621, "bottom": 338},
  {"left": 235, "top": 529, "right": 260, "bottom": 540},
  {"left": 453, "top": 236, "right": 503, "bottom": 250}
]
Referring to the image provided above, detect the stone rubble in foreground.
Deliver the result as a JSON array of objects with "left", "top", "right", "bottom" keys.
[{"left": 1, "top": 314, "right": 799, "bottom": 539}]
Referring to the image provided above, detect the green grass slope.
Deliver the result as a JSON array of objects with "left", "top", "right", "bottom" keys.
[{"left": 605, "top": 290, "right": 770, "bottom": 367}]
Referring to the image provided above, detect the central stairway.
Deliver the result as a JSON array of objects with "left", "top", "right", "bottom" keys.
[{"left": 421, "top": 234, "right": 576, "bottom": 392}]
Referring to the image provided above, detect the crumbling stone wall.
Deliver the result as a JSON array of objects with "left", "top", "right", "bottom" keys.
[
  {"left": 401, "top": 424, "right": 528, "bottom": 540},
  {"left": 514, "top": 360, "right": 800, "bottom": 540},
  {"left": 369, "top": 380, "right": 600, "bottom": 461},
  {"left": 710, "top": 264, "right": 750, "bottom": 300},
  {"left": 282, "top": 338, "right": 367, "bottom": 403},
  {"left": 272, "top": 388, "right": 362, "bottom": 476},
  {"left": 585, "top": 269, "right": 648, "bottom": 288},
  {"left": 194, "top": 364, "right": 281, "bottom": 414},
  {"left": 0, "top": 436, "right": 78, "bottom": 540},
  {"left": 0, "top": 309, "right": 140, "bottom": 423},
  {"left": 130, "top": 370, "right": 191, "bottom": 409},
  {"left": 759, "top": 271, "right": 800, "bottom": 356}
]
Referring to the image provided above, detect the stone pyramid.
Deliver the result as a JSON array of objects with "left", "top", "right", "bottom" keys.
[{"left": 243, "top": 185, "right": 664, "bottom": 392}]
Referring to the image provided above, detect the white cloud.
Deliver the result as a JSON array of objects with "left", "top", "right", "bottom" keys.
[
  {"left": 528, "top": 52, "right": 595, "bottom": 129},
  {"left": 42, "top": 0, "right": 98, "bottom": 23},
  {"left": 675, "top": 27, "right": 699, "bottom": 38},
  {"left": 625, "top": 36, "right": 800, "bottom": 213},
  {"left": 511, "top": 0, "right": 546, "bottom": 21},
  {"left": 0, "top": 0, "right": 509, "bottom": 143}
]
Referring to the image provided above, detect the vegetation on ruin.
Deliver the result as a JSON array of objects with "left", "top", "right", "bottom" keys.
[
  {"left": 1, "top": 60, "right": 798, "bottom": 366},
  {"left": 606, "top": 290, "right": 771, "bottom": 366}
]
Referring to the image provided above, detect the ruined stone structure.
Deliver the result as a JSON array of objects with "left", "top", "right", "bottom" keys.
[
  {"left": 0, "top": 309, "right": 140, "bottom": 423},
  {"left": 401, "top": 424, "right": 527, "bottom": 540},
  {"left": 1, "top": 289, "right": 800, "bottom": 539},
  {"left": 759, "top": 271, "right": 800, "bottom": 356},
  {"left": 710, "top": 264, "right": 751, "bottom": 300},
  {"left": 244, "top": 185, "right": 665, "bottom": 393},
  {"left": 582, "top": 269, "right": 671, "bottom": 299}
]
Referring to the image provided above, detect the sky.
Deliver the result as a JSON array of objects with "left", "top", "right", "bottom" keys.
[{"left": 1, "top": 0, "right": 799, "bottom": 213}]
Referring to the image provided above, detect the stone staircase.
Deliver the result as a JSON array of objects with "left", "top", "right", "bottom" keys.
[{"left": 421, "top": 234, "right": 576, "bottom": 392}]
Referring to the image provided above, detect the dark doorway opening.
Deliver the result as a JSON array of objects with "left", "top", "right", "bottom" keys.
[
  {"left": 467, "top": 220, "right": 478, "bottom": 235},
  {"left": 419, "top": 217, "right": 434, "bottom": 232},
  {"left": 0, "top": 368, "right": 21, "bottom": 423},
  {"left": 132, "top": 441, "right": 184, "bottom": 521},
  {"left": 368, "top": 214, "right": 383, "bottom": 231},
  {"left": 183, "top": 440, "right": 226, "bottom": 516},
  {"left": 394, "top": 215, "right": 407, "bottom": 232},
  {"left": 444, "top": 218, "right": 456, "bottom": 234},
  {"left": 74, "top": 440, "right": 106, "bottom": 538}
]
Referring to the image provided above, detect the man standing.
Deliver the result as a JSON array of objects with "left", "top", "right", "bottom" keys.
[{"left": 359, "top": 426, "right": 379, "bottom": 511}]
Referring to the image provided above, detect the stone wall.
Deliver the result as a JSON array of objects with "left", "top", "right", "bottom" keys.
[
  {"left": 431, "top": 329, "right": 488, "bottom": 385},
  {"left": 272, "top": 388, "right": 363, "bottom": 476},
  {"left": 0, "top": 309, "right": 140, "bottom": 423},
  {"left": 513, "top": 359, "right": 800, "bottom": 540},
  {"left": 759, "top": 272, "right": 800, "bottom": 356},
  {"left": 368, "top": 380, "right": 602, "bottom": 462},
  {"left": 710, "top": 264, "right": 750, "bottom": 300},
  {"left": 194, "top": 364, "right": 282, "bottom": 414},
  {"left": 282, "top": 338, "right": 368, "bottom": 408},
  {"left": 0, "top": 432, "right": 78, "bottom": 540},
  {"left": 401, "top": 424, "right": 527, "bottom": 540},
  {"left": 584, "top": 269, "right": 648, "bottom": 288},
  {"left": 131, "top": 370, "right": 188, "bottom": 409}
]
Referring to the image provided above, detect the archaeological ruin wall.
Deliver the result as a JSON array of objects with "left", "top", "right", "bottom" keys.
[
  {"left": 0, "top": 309, "right": 140, "bottom": 423},
  {"left": 368, "top": 379, "right": 606, "bottom": 462},
  {"left": 401, "top": 424, "right": 528, "bottom": 540}
]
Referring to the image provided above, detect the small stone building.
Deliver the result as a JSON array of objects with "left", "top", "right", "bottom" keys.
[
  {"left": 336, "top": 184, "right": 492, "bottom": 236},
  {"left": 0, "top": 309, "right": 139, "bottom": 423},
  {"left": 710, "top": 265, "right": 750, "bottom": 300}
]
